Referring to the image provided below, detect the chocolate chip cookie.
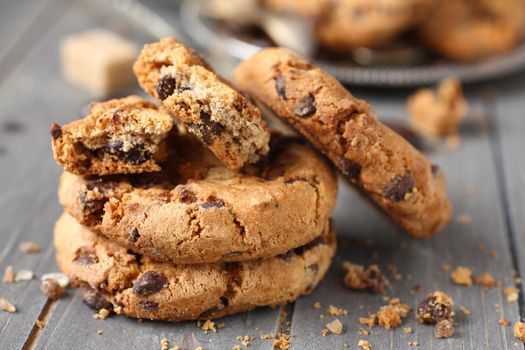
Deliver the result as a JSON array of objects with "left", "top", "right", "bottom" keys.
[
  {"left": 235, "top": 48, "right": 452, "bottom": 238},
  {"left": 263, "top": 0, "right": 430, "bottom": 51},
  {"left": 54, "top": 212, "right": 336, "bottom": 322},
  {"left": 133, "top": 37, "right": 270, "bottom": 171},
  {"left": 419, "top": 0, "right": 525, "bottom": 61},
  {"left": 51, "top": 96, "right": 174, "bottom": 175},
  {"left": 58, "top": 132, "right": 337, "bottom": 264}
]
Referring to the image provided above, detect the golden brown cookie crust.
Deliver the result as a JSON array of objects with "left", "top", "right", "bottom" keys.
[
  {"left": 419, "top": 0, "right": 525, "bottom": 61},
  {"left": 51, "top": 96, "right": 174, "bottom": 175},
  {"left": 54, "top": 213, "right": 336, "bottom": 322},
  {"left": 59, "top": 133, "right": 337, "bottom": 263},
  {"left": 235, "top": 48, "right": 452, "bottom": 238},
  {"left": 133, "top": 37, "right": 270, "bottom": 171}
]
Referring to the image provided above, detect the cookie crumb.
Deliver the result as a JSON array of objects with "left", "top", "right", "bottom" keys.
[
  {"left": 455, "top": 213, "right": 472, "bottom": 224},
  {"left": 201, "top": 320, "right": 217, "bottom": 333},
  {"left": 93, "top": 308, "right": 110, "bottom": 320},
  {"left": 327, "top": 305, "right": 348, "bottom": 316},
  {"left": 97, "top": 330, "right": 103, "bottom": 335},
  {"left": 417, "top": 291, "right": 454, "bottom": 324},
  {"left": 18, "top": 241, "right": 41, "bottom": 253},
  {"left": 475, "top": 272, "right": 495, "bottom": 288},
  {"left": 403, "top": 327, "right": 413, "bottom": 334},
  {"left": 359, "top": 327, "right": 369, "bottom": 336},
  {"left": 435, "top": 319, "right": 454, "bottom": 338},
  {"left": 326, "top": 319, "right": 344, "bottom": 335},
  {"left": 3, "top": 265, "right": 14, "bottom": 283},
  {"left": 40, "top": 278, "right": 64, "bottom": 300},
  {"left": 377, "top": 298, "right": 411, "bottom": 329},
  {"left": 260, "top": 333, "right": 274, "bottom": 340},
  {"left": 273, "top": 333, "right": 290, "bottom": 350},
  {"left": 232, "top": 346, "right": 241, "bottom": 350},
  {"left": 460, "top": 306, "right": 470, "bottom": 316},
  {"left": 36, "top": 320, "right": 45, "bottom": 330},
  {"left": 41, "top": 272, "right": 70, "bottom": 288},
  {"left": 359, "top": 314, "right": 378, "bottom": 328},
  {"left": 408, "top": 341, "right": 419, "bottom": 347},
  {"left": 342, "top": 261, "right": 384, "bottom": 293},
  {"left": 161, "top": 337, "right": 169, "bottom": 350},
  {"left": 235, "top": 335, "right": 253, "bottom": 347},
  {"left": 0, "top": 298, "right": 16, "bottom": 313},
  {"left": 503, "top": 287, "right": 519, "bottom": 303},
  {"left": 313, "top": 301, "right": 321, "bottom": 309},
  {"left": 514, "top": 322, "right": 525, "bottom": 342},
  {"left": 321, "top": 328, "right": 329, "bottom": 337},
  {"left": 451, "top": 266, "right": 473, "bottom": 286},
  {"left": 499, "top": 318, "right": 509, "bottom": 327},
  {"left": 358, "top": 339, "right": 372, "bottom": 350},
  {"left": 15, "top": 269, "right": 34, "bottom": 282}
]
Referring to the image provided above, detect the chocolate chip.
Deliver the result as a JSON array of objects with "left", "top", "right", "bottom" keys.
[
  {"left": 156, "top": 76, "right": 176, "bottom": 100},
  {"left": 176, "top": 186, "right": 197, "bottom": 204},
  {"left": 417, "top": 292, "right": 454, "bottom": 324},
  {"left": 132, "top": 271, "right": 168, "bottom": 296},
  {"left": 139, "top": 300, "right": 159, "bottom": 311},
  {"left": 112, "top": 109, "right": 124, "bottom": 123},
  {"left": 129, "top": 228, "right": 140, "bottom": 243},
  {"left": 278, "top": 250, "right": 296, "bottom": 262},
  {"left": 293, "top": 236, "right": 327, "bottom": 255},
  {"left": 76, "top": 253, "right": 98, "bottom": 265},
  {"left": 50, "top": 123, "right": 62, "bottom": 139},
  {"left": 3, "top": 120, "right": 23, "bottom": 133},
  {"left": 79, "top": 192, "right": 106, "bottom": 222},
  {"left": 431, "top": 164, "right": 440, "bottom": 177},
  {"left": 295, "top": 93, "right": 316, "bottom": 117},
  {"left": 188, "top": 111, "right": 224, "bottom": 145},
  {"left": 340, "top": 158, "right": 361, "bottom": 179},
  {"left": 124, "top": 144, "right": 150, "bottom": 165},
  {"left": 308, "top": 263, "right": 319, "bottom": 275},
  {"left": 201, "top": 198, "right": 225, "bottom": 209},
  {"left": 81, "top": 287, "right": 113, "bottom": 311},
  {"left": 383, "top": 174, "right": 416, "bottom": 201},
  {"left": 275, "top": 76, "right": 287, "bottom": 99},
  {"left": 363, "top": 265, "right": 384, "bottom": 293}
]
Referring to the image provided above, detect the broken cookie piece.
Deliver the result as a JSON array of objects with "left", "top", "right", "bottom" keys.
[
  {"left": 51, "top": 96, "right": 175, "bottom": 175},
  {"left": 408, "top": 77, "right": 467, "bottom": 137},
  {"left": 342, "top": 261, "right": 384, "bottom": 293},
  {"left": 133, "top": 37, "right": 269, "bottom": 171},
  {"left": 417, "top": 291, "right": 454, "bottom": 324}
]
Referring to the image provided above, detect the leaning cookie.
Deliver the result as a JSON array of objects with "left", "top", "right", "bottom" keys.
[
  {"left": 51, "top": 96, "right": 174, "bottom": 175},
  {"left": 54, "top": 213, "right": 336, "bottom": 322},
  {"left": 133, "top": 37, "right": 270, "bottom": 171},
  {"left": 235, "top": 48, "right": 452, "bottom": 238},
  {"left": 419, "top": 0, "right": 525, "bottom": 61},
  {"left": 59, "top": 133, "right": 337, "bottom": 264}
]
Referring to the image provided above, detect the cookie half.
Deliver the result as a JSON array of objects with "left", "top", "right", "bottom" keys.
[
  {"left": 54, "top": 213, "right": 336, "bottom": 322},
  {"left": 59, "top": 133, "right": 337, "bottom": 264},
  {"left": 133, "top": 37, "right": 270, "bottom": 171},
  {"left": 51, "top": 96, "right": 174, "bottom": 175},
  {"left": 235, "top": 48, "right": 452, "bottom": 238}
]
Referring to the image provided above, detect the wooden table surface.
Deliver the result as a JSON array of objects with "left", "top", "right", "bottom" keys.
[{"left": 1, "top": 1, "right": 524, "bottom": 349}]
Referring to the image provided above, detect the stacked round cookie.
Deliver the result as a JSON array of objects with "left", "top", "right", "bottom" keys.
[
  {"left": 50, "top": 39, "right": 339, "bottom": 321},
  {"left": 50, "top": 37, "right": 452, "bottom": 322}
]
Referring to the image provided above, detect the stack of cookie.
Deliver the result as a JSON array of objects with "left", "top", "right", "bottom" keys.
[
  {"left": 49, "top": 38, "right": 339, "bottom": 321},
  {"left": 50, "top": 37, "right": 451, "bottom": 322}
]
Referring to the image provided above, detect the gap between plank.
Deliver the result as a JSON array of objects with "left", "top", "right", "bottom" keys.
[
  {"left": 21, "top": 298, "right": 58, "bottom": 350},
  {"left": 482, "top": 86, "right": 525, "bottom": 321}
]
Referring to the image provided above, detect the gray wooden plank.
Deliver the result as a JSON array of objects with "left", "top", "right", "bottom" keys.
[
  {"left": 289, "top": 89, "right": 524, "bottom": 349},
  {"left": 491, "top": 73, "right": 525, "bottom": 306},
  {"left": 0, "top": 1, "right": 282, "bottom": 349}
]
